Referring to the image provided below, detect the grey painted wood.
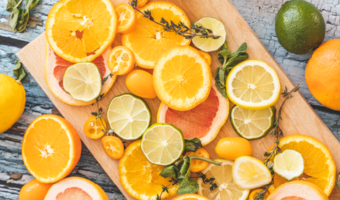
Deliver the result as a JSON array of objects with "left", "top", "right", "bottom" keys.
[{"left": 0, "top": 0, "right": 340, "bottom": 199}]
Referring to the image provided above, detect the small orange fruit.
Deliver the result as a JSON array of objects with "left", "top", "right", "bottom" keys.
[
  {"left": 173, "top": 194, "right": 209, "bottom": 200},
  {"left": 129, "top": 0, "right": 148, "bottom": 7},
  {"left": 126, "top": 69, "right": 157, "bottom": 99},
  {"left": 248, "top": 189, "right": 269, "bottom": 200},
  {"left": 101, "top": 136, "right": 124, "bottom": 159},
  {"left": 22, "top": 115, "right": 81, "bottom": 183},
  {"left": 215, "top": 137, "right": 253, "bottom": 160},
  {"left": 185, "top": 148, "right": 210, "bottom": 172},
  {"left": 19, "top": 179, "right": 53, "bottom": 200},
  {"left": 115, "top": 3, "right": 137, "bottom": 34},
  {"left": 305, "top": 39, "right": 340, "bottom": 111},
  {"left": 83, "top": 116, "right": 106, "bottom": 139},
  {"left": 108, "top": 46, "right": 135, "bottom": 75}
]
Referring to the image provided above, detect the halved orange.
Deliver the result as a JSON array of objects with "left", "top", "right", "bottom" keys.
[
  {"left": 115, "top": 3, "right": 137, "bottom": 34},
  {"left": 122, "top": 1, "right": 191, "bottom": 69},
  {"left": 46, "top": 0, "right": 117, "bottom": 63},
  {"left": 108, "top": 46, "right": 135, "bottom": 75},
  {"left": 199, "top": 50, "right": 212, "bottom": 66},
  {"left": 22, "top": 115, "right": 81, "bottom": 183}
]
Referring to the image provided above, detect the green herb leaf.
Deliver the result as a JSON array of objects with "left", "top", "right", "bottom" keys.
[
  {"left": 6, "top": 0, "right": 22, "bottom": 12},
  {"left": 13, "top": 60, "right": 26, "bottom": 81},
  {"left": 25, "top": 0, "right": 40, "bottom": 11},
  {"left": 223, "top": 52, "right": 249, "bottom": 70},
  {"left": 9, "top": 8, "right": 20, "bottom": 30},
  {"left": 184, "top": 138, "right": 202, "bottom": 153},
  {"left": 234, "top": 42, "right": 247, "bottom": 54},
  {"left": 177, "top": 156, "right": 199, "bottom": 194},
  {"left": 160, "top": 165, "right": 179, "bottom": 179},
  {"left": 214, "top": 67, "right": 227, "bottom": 97},
  {"left": 16, "top": 9, "right": 29, "bottom": 32}
]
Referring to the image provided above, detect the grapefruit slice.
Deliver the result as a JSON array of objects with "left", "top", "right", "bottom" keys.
[
  {"left": 157, "top": 82, "right": 229, "bottom": 146},
  {"left": 44, "top": 177, "right": 109, "bottom": 200},
  {"left": 45, "top": 43, "right": 116, "bottom": 106}
]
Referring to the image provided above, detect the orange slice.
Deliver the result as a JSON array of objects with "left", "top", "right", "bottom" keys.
[
  {"left": 154, "top": 46, "right": 212, "bottom": 111},
  {"left": 22, "top": 115, "right": 81, "bottom": 183},
  {"left": 122, "top": 1, "right": 191, "bottom": 69},
  {"left": 46, "top": 0, "right": 117, "bottom": 63},
  {"left": 199, "top": 50, "right": 212, "bottom": 66},
  {"left": 115, "top": 3, "right": 137, "bottom": 33},
  {"left": 173, "top": 194, "right": 209, "bottom": 200},
  {"left": 108, "top": 46, "right": 135, "bottom": 75},
  {"left": 129, "top": 0, "right": 148, "bottom": 8}
]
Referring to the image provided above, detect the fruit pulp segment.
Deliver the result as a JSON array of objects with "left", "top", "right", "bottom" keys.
[
  {"left": 117, "top": 6, "right": 132, "bottom": 27},
  {"left": 110, "top": 49, "right": 129, "bottom": 72},
  {"left": 237, "top": 161, "right": 269, "bottom": 184},
  {"left": 56, "top": 187, "right": 92, "bottom": 200}
]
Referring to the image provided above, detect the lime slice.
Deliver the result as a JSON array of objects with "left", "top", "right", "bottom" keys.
[
  {"left": 63, "top": 62, "right": 102, "bottom": 102},
  {"left": 230, "top": 105, "right": 276, "bottom": 140},
  {"left": 273, "top": 149, "right": 304, "bottom": 181},
  {"left": 141, "top": 123, "right": 184, "bottom": 165},
  {"left": 192, "top": 17, "right": 227, "bottom": 52},
  {"left": 107, "top": 94, "right": 151, "bottom": 140}
]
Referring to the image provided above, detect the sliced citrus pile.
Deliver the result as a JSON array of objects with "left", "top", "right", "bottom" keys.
[
  {"left": 108, "top": 46, "right": 135, "bottom": 75},
  {"left": 44, "top": 176, "right": 109, "bottom": 199},
  {"left": 122, "top": 1, "right": 191, "bottom": 69},
  {"left": 157, "top": 83, "right": 229, "bottom": 145},
  {"left": 115, "top": 3, "right": 136, "bottom": 33},
  {"left": 46, "top": 0, "right": 117, "bottom": 63},
  {"left": 273, "top": 149, "right": 304, "bottom": 181},
  {"left": 198, "top": 159, "right": 249, "bottom": 200},
  {"left": 22, "top": 115, "right": 81, "bottom": 183},
  {"left": 119, "top": 140, "right": 178, "bottom": 200},
  {"left": 226, "top": 60, "right": 281, "bottom": 110},
  {"left": 154, "top": 46, "right": 212, "bottom": 111},
  {"left": 273, "top": 134, "right": 336, "bottom": 196},
  {"left": 174, "top": 194, "right": 209, "bottom": 200}
]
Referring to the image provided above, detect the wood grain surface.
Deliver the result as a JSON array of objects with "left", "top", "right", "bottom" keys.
[{"left": 15, "top": 0, "right": 340, "bottom": 199}]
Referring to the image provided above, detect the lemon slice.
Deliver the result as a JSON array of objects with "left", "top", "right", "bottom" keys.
[
  {"left": 63, "top": 62, "right": 102, "bottom": 102},
  {"left": 192, "top": 17, "right": 227, "bottom": 52},
  {"left": 198, "top": 159, "right": 249, "bottom": 200},
  {"left": 141, "top": 123, "right": 184, "bottom": 165},
  {"left": 232, "top": 156, "right": 272, "bottom": 189},
  {"left": 273, "top": 149, "right": 304, "bottom": 181},
  {"left": 226, "top": 60, "right": 281, "bottom": 110},
  {"left": 230, "top": 105, "right": 276, "bottom": 140},
  {"left": 107, "top": 94, "right": 151, "bottom": 140}
]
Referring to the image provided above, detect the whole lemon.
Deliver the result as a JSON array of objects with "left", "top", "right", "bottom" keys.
[
  {"left": 0, "top": 74, "right": 26, "bottom": 133},
  {"left": 215, "top": 137, "right": 253, "bottom": 160},
  {"left": 19, "top": 179, "right": 52, "bottom": 200}
]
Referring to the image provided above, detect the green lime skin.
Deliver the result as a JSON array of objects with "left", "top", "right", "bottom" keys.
[{"left": 275, "top": 0, "right": 325, "bottom": 54}]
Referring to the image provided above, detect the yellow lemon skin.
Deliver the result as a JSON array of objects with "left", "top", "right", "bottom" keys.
[{"left": 0, "top": 74, "right": 26, "bottom": 133}]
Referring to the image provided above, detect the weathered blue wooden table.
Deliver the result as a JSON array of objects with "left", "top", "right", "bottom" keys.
[{"left": 0, "top": 0, "right": 340, "bottom": 199}]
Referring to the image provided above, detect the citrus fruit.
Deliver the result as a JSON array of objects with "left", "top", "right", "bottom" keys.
[
  {"left": 305, "top": 39, "right": 340, "bottom": 111},
  {"left": 198, "top": 159, "right": 249, "bottom": 200},
  {"left": 185, "top": 148, "right": 210, "bottom": 172},
  {"left": 126, "top": 69, "right": 157, "bottom": 99},
  {"left": 121, "top": 1, "right": 191, "bottom": 69},
  {"left": 107, "top": 93, "right": 151, "bottom": 140},
  {"left": 22, "top": 115, "right": 81, "bottom": 183},
  {"left": 192, "top": 17, "right": 227, "bottom": 52},
  {"left": 83, "top": 116, "right": 106, "bottom": 139},
  {"left": 101, "top": 136, "right": 124, "bottom": 159},
  {"left": 141, "top": 123, "right": 184, "bottom": 165},
  {"left": 157, "top": 83, "right": 229, "bottom": 145},
  {"left": 232, "top": 156, "right": 272, "bottom": 189},
  {"left": 46, "top": 0, "right": 117, "bottom": 63},
  {"left": 226, "top": 60, "right": 281, "bottom": 110},
  {"left": 273, "top": 149, "right": 304, "bottom": 181},
  {"left": 215, "top": 137, "right": 253, "bottom": 161},
  {"left": 63, "top": 62, "right": 102, "bottom": 102},
  {"left": 273, "top": 134, "right": 336, "bottom": 196},
  {"left": 129, "top": 0, "right": 148, "bottom": 7},
  {"left": 154, "top": 46, "right": 212, "bottom": 111},
  {"left": 108, "top": 46, "right": 135, "bottom": 75},
  {"left": 248, "top": 189, "right": 269, "bottom": 200},
  {"left": 44, "top": 176, "right": 109, "bottom": 200},
  {"left": 267, "top": 180, "right": 329, "bottom": 200},
  {"left": 174, "top": 194, "right": 209, "bottom": 200},
  {"left": 119, "top": 140, "right": 178, "bottom": 200},
  {"left": 275, "top": 0, "right": 325, "bottom": 54},
  {"left": 19, "top": 179, "right": 53, "bottom": 200},
  {"left": 0, "top": 74, "right": 25, "bottom": 133},
  {"left": 45, "top": 44, "right": 116, "bottom": 106},
  {"left": 199, "top": 50, "right": 212, "bottom": 66},
  {"left": 115, "top": 3, "right": 137, "bottom": 33},
  {"left": 230, "top": 105, "right": 276, "bottom": 140}
]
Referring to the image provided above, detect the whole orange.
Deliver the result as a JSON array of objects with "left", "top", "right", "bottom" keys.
[
  {"left": 125, "top": 69, "right": 157, "bottom": 99},
  {"left": 305, "top": 39, "right": 340, "bottom": 111},
  {"left": 19, "top": 179, "right": 53, "bottom": 200},
  {"left": 215, "top": 137, "right": 253, "bottom": 160}
]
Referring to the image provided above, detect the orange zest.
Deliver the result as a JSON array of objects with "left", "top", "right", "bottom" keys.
[
  {"left": 101, "top": 136, "right": 124, "bottom": 159},
  {"left": 115, "top": 3, "right": 137, "bottom": 33},
  {"left": 83, "top": 116, "right": 106, "bottom": 139},
  {"left": 108, "top": 46, "right": 135, "bottom": 75}
]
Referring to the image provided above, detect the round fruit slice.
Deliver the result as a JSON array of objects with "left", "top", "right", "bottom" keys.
[
  {"left": 226, "top": 60, "right": 281, "bottom": 110},
  {"left": 129, "top": 0, "right": 148, "bottom": 7},
  {"left": 174, "top": 194, "right": 209, "bottom": 200},
  {"left": 44, "top": 176, "right": 109, "bottom": 200},
  {"left": 157, "top": 82, "right": 229, "bottom": 145},
  {"left": 199, "top": 50, "right": 212, "bottom": 66},
  {"left": 115, "top": 3, "right": 137, "bottom": 33},
  {"left": 192, "top": 17, "right": 227, "bottom": 52},
  {"left": 267, "top": 180, "right": 329, "bottom": 200},
  {"left": 119, "top": 140, "right": 178, "bottom": 200},
  {"left": 83, "top": 116, "right": 106, "bottom": 140},
  {"left": 45, "top": 44, "right": 116, "bottom": 106},
  {"left": 122, "top": 1, "right": 191, "bottom": 69},
  {"left": 230, "top": 105, "right": 276, "bottom": 140},
  {"left": 22, "top": 115, "right": 81, "bottom": 183},
  {"left": 198, "top": 159, "right": 249, "bottom": 200},
  {"left": 108, "top": 46, "right": 135, "bottom": 75},
  {"left": 107, "top": 94, "right": 151, "bottom": 140},
  {"left": 232, "top": 156, "right": 272, "bottom": 189},
  {"left": 63, "top": 62, "right": 102, "bottom": 102},
  {"left": 273, "top": 134, "right": 336, "bottom": 196},
  {"left": 154, "top": 46, "right": 212, "bottom": 111},
  {"left": 46, "top": 0, "right": 117, "bottom": 63},
  {"left": 141, "top": 123, "right": 184, "bottom": 165},
  {"left": 273, "top": 149, "right": 304, "bottom": 181}
]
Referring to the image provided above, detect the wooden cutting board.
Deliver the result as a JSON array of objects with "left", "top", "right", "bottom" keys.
[{"left": 17, "top": 0, "right": 340, "bottom": 199}]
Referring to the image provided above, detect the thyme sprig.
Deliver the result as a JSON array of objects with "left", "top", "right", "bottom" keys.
[
  {"left": 336, "top": 173, "right": 340, "bottom": 189},
  {"left": 129, "top": 0, "right": 220, "bottom": 40},
  {"left": 156, "top": 179, "right": 178, "bottom": 200},
  {"left": 197, "top": 172, "right": 218, "bottom": 191}
]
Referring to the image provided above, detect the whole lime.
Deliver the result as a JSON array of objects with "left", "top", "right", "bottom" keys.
[{"left": 275, "top": 0, "right": 325, "bottom": 54}]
